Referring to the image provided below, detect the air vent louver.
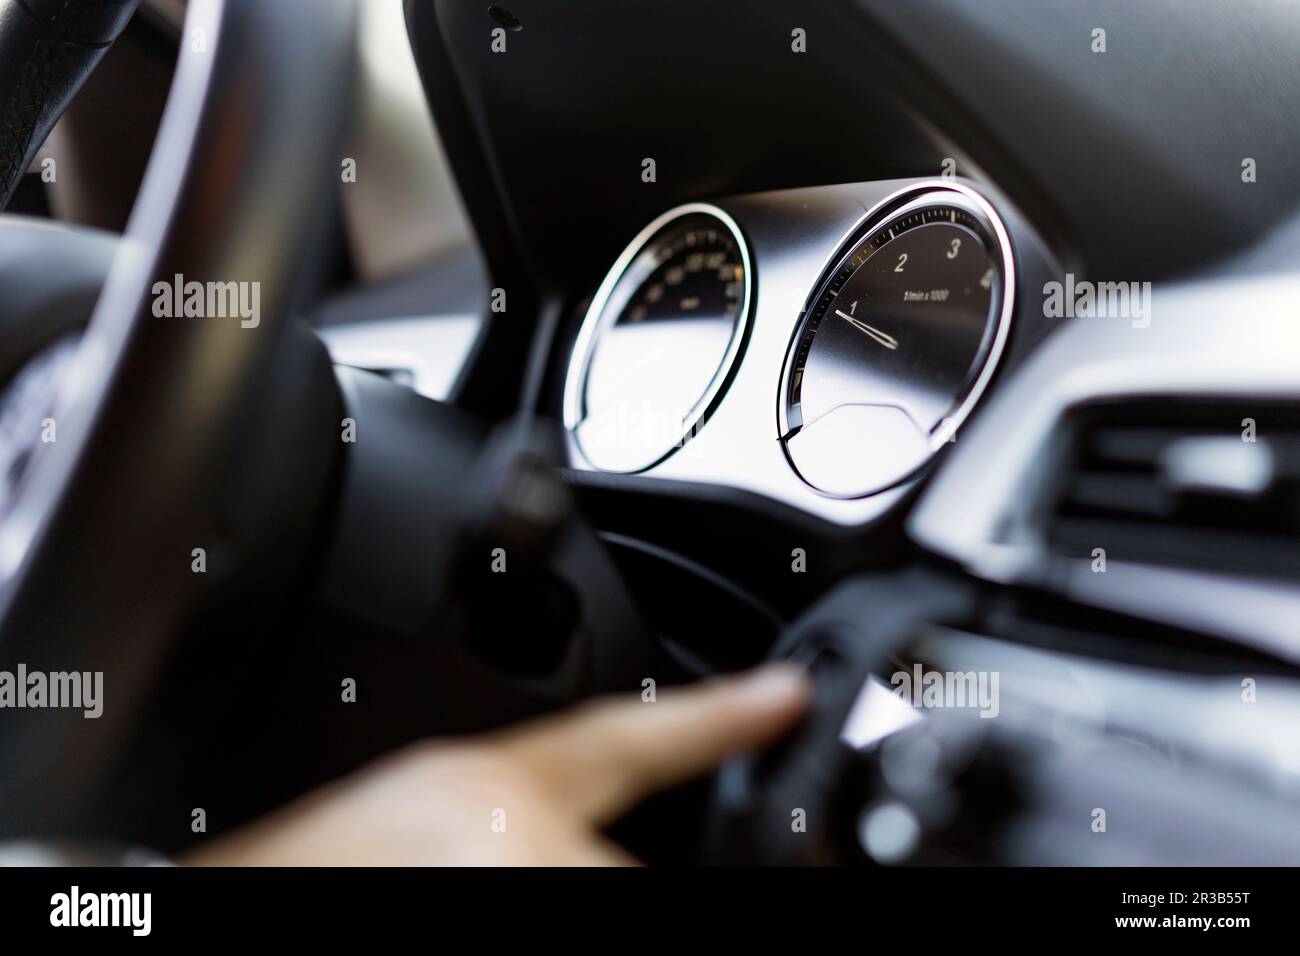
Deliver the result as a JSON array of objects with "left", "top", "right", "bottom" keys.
[{"left": 1048, "top": 402, "right": 1300, "bottom": 579}]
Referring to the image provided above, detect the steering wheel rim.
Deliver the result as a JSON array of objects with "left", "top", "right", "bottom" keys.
[{"left": 0, "top": 0, "right": 355, "bottom": 837}]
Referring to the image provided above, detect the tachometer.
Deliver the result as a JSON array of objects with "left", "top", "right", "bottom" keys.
[
  {"left": 779, "top": 184, "right": 1014, "bottom": 498},
  {"left": 565, "top": 204, "right": 751, "bottom": 473}
]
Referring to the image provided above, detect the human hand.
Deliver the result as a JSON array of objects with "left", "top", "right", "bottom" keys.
[{"left": 184, "top": 664, "right": 810, "bottom": 866}]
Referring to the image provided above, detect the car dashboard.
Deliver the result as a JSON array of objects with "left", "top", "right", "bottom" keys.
[{"left": 348, "top": 0, "right": 1300, "bottom": 864}]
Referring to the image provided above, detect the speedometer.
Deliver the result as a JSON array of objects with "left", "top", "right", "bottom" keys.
[
  {"left": 565, "top": 204, "right": 751, "bottom": 473},
  {"left": 779, "top": 184, "right": 1014, "bottom": 498}
]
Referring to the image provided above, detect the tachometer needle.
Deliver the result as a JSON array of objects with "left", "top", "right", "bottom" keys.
[{"left": 835, "top": 309, "right": 898, "bottom": 350}]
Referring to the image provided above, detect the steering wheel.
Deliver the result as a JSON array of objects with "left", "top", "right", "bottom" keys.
[
  {"left": 0, "top": 0, "right": 841, "bottom": 863},
  {"left": 705, "top": 573, "right": 975, "bottom": 865},
  {"left": 0, "top": 0, "right": 355, "bottom": 839}
]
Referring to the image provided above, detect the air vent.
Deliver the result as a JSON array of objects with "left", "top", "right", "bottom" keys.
[{"left": 1048, "top": 402, "right": 1300, "bottom": 579}]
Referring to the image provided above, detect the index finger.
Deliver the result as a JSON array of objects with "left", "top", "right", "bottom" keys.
[{"left": 490, "top": 665, "right": 811, "bottom": 825}]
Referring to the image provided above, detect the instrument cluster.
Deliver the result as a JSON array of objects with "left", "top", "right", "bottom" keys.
[{"left": 563, "top": 179, "right": 1028, "bottom": 525}]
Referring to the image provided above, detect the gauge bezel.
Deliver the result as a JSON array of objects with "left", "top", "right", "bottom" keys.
[
  {"left": 776, "top": 181, "right": 1017, "bottom": 497},
  {"left": 563, "top": 202, "right": 753, "bottom": 473}
]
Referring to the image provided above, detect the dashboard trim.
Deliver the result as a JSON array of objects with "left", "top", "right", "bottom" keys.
[{"left": 907, "top": 271, "right": 1300, "bottom": 656}]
